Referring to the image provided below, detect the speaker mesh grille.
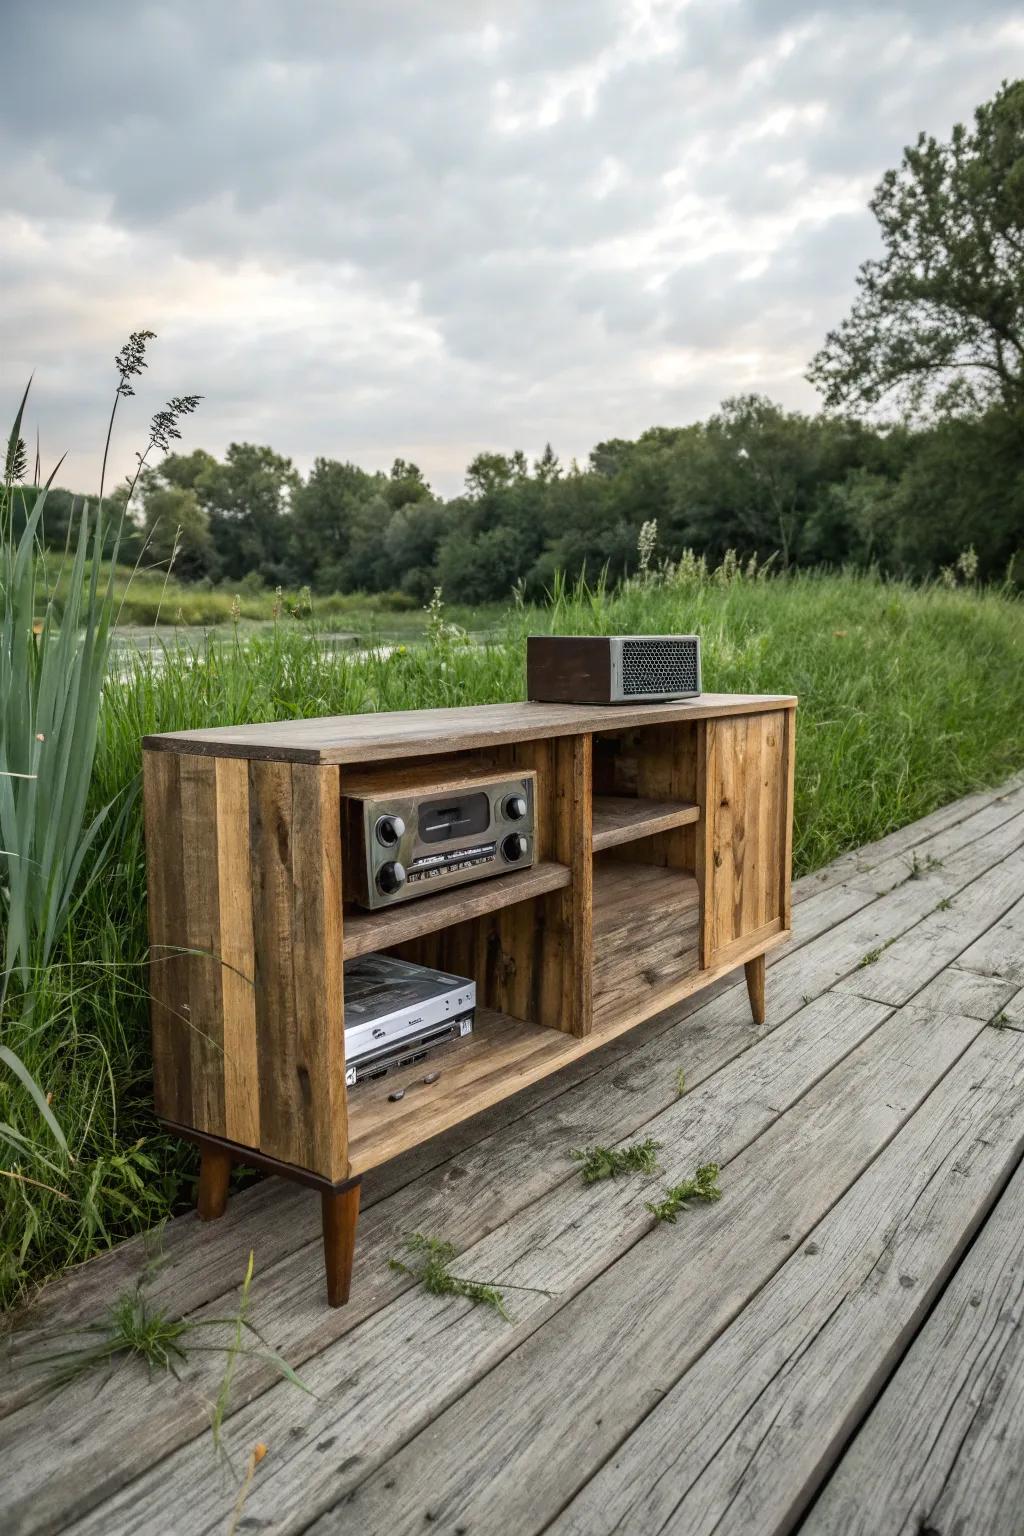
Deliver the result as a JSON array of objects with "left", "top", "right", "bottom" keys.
[{"left": 620, "top": 637, "right": 699, "bottom": 697}]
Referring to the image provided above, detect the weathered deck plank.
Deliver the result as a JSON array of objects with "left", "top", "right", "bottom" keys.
[
  {"left": 547, "top": 1022, "right": 1024, "bottom": 1536},
  {"left": 19, "top": 991, "right": 894, "bottom": 1536},
  {"left": 7, "top": 777, "right": 1017, "bottom": 1403},
  {"left": 8, "top": 793, "right": 1018, "bottom": 1526},
  {"left": 2, "top": 777, "right": 1023, "bottom": 1536},
  {"left": 103, "top": 1002, "right": 986, "bottom": 1535},
  {"left": 803, "top": 1125, "right": 1024, "bottom": 1536}
]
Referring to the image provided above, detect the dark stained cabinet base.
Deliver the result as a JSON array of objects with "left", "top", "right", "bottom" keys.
[
  {"left": 190, "top": 1131, "right": 363, "bottom": 1308},
  {"left": 322, "top": 1183, "right": 362, "bottom": 1308},
  {"left": 744, "top": 954, "right": 767, "bottom": 1027},
  {"left": 196, "top": 1146, "right": 232, "bottom": 1221}
]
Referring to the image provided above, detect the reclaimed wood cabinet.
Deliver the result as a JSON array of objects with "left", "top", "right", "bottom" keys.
[{"left": 143, "top": 692, "right": 796, "bottom": 1305}]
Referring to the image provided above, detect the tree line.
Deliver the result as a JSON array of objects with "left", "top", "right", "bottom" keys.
[{"left": 35, "top": 79, "right": 1024, "bottom": 601}]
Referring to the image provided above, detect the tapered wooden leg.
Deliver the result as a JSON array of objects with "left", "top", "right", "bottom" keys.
[
  {"left": 197, "top": 1146, "right": 232, "bottom": 1220},
  {"left": 322, "top": 1181, "right": 361, "bottom": 1307},
  {"left": 744, "top": 953, "right": 766, "bottom": 1026}
]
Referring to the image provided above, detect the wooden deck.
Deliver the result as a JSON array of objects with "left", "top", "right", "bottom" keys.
[{"left": 4, "top": 773, "right": 1024, "bottom": 1536}]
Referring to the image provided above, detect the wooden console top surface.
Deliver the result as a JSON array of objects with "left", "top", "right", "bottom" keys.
[{"left": 144, "top": 693, "right": 797, "bottom": 765}]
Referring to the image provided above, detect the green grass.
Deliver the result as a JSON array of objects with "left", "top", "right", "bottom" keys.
[
  {"left": 2, "top": 566, "right": 1023, "bottom": 1311},
  {"left": 45, "top": 558, "right": 502, "bottom": 636}
]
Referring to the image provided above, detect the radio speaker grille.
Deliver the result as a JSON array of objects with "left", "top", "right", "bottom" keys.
[{"left": 620, "top": 637, "right": 700, "bottom": 697}]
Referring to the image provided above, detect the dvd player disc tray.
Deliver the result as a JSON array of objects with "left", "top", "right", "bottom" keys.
[{"left": 343, "top": 954, "right": 475, "bottom": 1086}]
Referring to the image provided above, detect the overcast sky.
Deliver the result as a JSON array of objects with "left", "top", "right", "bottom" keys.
[{"left": 3, "top": 1, "right": 1022, "bottom": 497}]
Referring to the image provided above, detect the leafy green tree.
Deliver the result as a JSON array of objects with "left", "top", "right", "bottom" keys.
[
  {"left": 886, "top": 408, "right": 1024, "bottom": 577},
  {"left": 809, "top": 80, "right": 1024, "bottom": 416},
  {"left": 199, "top": 443, "right": 300, "bottom": 583},
  {"left": 290, "top": 457, "right": 384, "bottom": 590},
  {"left": 138, "top": 477, "right": 216, "bottom": 580},
  {"left": 386, "top": 458, "right": 432, "bottom": 510},
  {"left": 666, "top": 397, "right": 824, "bottom": 567}
]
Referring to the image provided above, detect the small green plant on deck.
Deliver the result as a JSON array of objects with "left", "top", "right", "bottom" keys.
[
  {"left": 858, "top": 936, "right": 897, "bottom": 968},
  {"left": 389, "top": 1233, "right": 524, "bottom": 1321},
  {"left": 570, "top": 1137, "right": 662, "bottom": 1184},
  {"left": 20, "top": 1245, "right": 307, "bottom": 1441},
  {"left": 646, "top": 1163, "right": 722, "bottom": 1224},
  {"left": 903, "top": 850, "right": 943, "bottom": 882}
]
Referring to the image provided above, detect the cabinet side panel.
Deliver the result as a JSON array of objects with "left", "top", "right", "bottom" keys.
[
  {"left": 248, "top": 759, "right": 347, "bottom": 1179},
  {"left": 249, "top": 759, "right": 303, "bottom": 1166},
  {"left": 291, "top": 763, "right": 348, "bottom": 1180},
  {"left": 177, "top": 754, "right": 226, "bottom": 1134},
  {"left": 701, "top": 710, "right": 790, "bottom": 966},
  {"left": 781, "top": 705, "right": 796, "bottom": 928},
  {"left": 538, "top": 732, "right": 593, "bottom": 1035},
  {"left": 215, "top": 757, "right": 260, "bottom": 1148},
  {"left": 143, "top": 751, "right": 192, "bottom": 1123}
]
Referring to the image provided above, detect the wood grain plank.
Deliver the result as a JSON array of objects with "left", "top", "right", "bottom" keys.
[
  {"left": 592, "top": 861, "right": 700, "bottom": 1029},
  {"left": 142, "top": 695, "right": 798, "bottom": 765},
  {"left": 537, "top": 731, "right": 592, "bottom": 1036},
  {"left": 342, "top": 860, "right": 571, "bottom": 959},
  {"left": 954, "top": 890, "right": 1024, "bottom": 985},
  {"left": 780, "top": 703, "right": 796, "bottom": 928},
  {"left": 835, "top": 845, "right": 1024, "bottom": 1007},
  {"left": 185, "top": 999, "right": 985, "bottom": 1536},
  {"left": 291, "top": 763, "right": 348, "bottom": 1181},
  {"left": 702, "top": 711, "right": 788, "bottom": 968},
  {"left": 804, "top": 1155, "right": 1024, "bottom": 1536},
  {"left": 548, "top": 1023, "right": 1024, "bottom": 1536},
  {"left": 48, "top": 989, "right": 903, "bottom": 1536},
  {"left": 176, "top": 753, "right": 226, "bottom": 1135},
  {"left": 249, "top": 759, "right": 304, "bottom": 1168},
  {"left": 591, "top": 795, "right": 699, "bottom": 852},
  {"left": 214, "top": 757, "right": 259, "bottom": 1148}
]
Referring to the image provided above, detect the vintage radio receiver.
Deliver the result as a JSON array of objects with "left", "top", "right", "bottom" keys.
[
  {"left": 342, "top": 768, "right": 536, "bottom": 910},
  {"left": 527, "top": 634, "right": 702, "bottom": 705}
]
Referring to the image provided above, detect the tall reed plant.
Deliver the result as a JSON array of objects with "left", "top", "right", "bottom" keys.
[{"left": 0, "top": 340, "right": 199, "bottom": 1180}]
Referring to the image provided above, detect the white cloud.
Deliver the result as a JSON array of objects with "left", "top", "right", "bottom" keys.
[{"left": 1, "top": 0, "right": 1021, "bottom": 495}]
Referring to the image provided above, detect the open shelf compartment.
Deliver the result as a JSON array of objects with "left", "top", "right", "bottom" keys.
[
  {"left": 592, "top": 795, "right": 699, "bottom": 852},
  {"left": 593, "top": 857, "right": 701, "bottom": 1031}
]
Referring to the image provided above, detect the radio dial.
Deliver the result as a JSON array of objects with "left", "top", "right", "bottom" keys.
[
  {"left": 502, "top": 794, "right": 528, "bottom": 822},
  {"left": 377, "top": 860, "right": 407, "bottom": 894},
  {"left": 375, "top": 814, "right": 406, "bottom": 847},
  {"left": 501, "top": 833, "right": 528, "bottom": 863}
]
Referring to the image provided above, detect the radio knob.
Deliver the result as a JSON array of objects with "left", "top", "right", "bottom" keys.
[
  {"left": 375, "top": 814, "right": 406, "bottom": 847},
  {"left": 501, "top": 833, "right": 528, "bottom": 863},
  {"left": 377, "top": 860, "right": 407, "bottom": 894},
  {"left": 502, "top": 794, "right": 528, "bottom": 821}
]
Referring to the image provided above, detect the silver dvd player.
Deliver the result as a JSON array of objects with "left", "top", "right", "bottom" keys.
[{"left": 343, "top": 954, "right": 475, "bottom": 1086}]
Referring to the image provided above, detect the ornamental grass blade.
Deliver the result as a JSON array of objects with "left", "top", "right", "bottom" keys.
[{"left": 0, "top": 1043, "right": 68, "bottom": 1153}]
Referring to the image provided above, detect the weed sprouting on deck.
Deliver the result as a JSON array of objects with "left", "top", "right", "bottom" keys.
[
  {"left": 903, "top": 851, "right": 944, "bottom": 882},
  {"left": 646, "top": 1164, "right": 723, "bottom": 1224},
  {"left": 388, "top": 1233, "right": 554, "bottom": 1323},
  {"left": 570, "top": 1137, "right": 663, "bottom": 1184},
  {"left": 18, "top": 1246, "right": 309, "bottom": 1456},
  {"left": 858, "top": 936, "right": 898, "bottom": 967}
]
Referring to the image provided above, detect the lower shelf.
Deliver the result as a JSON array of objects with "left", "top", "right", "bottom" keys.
[{"left": 346, "top": 888, "right": 786, "bottom": 1178}]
